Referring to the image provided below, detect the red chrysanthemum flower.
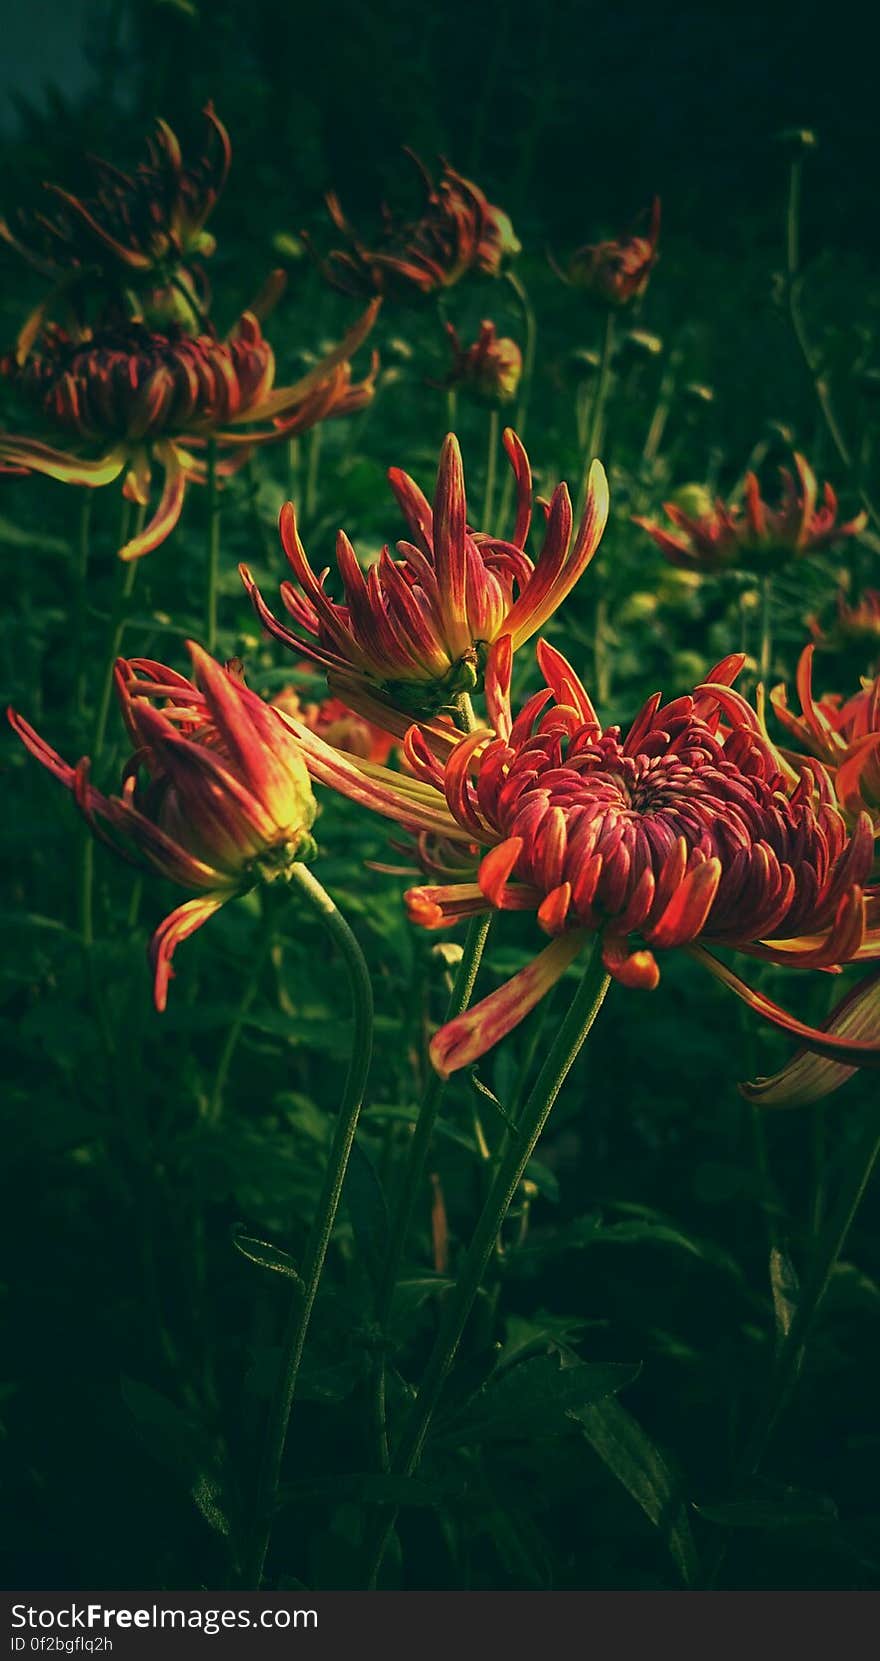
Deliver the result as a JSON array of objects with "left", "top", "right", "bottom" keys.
[
  {"left": 1, "top": 104, "right": 231, "bottom": 343},
  {"left": 241, "top": 429, "right": 608, "bottom": 715},
  {"left": 809, "top": 588, "right": 880, "bottom": 660},
  {"left": 274, "top": 638, "right": 880, "bottom": 1092},
  {"left": 0, "top": 303, "right": 378, "bottom": 560},
  {"left": 554, "top": 198, "right": 660, "bottom": 308},
  {"left": 441, "top": 319, "right": 522, "bottom": 406},
  {"left": 8, "top": 644, "right": 317, "bottom": 1010},
  {"left": 769, "top": 644, "right": 880, "bottom": 830},
  {"left": 635, "top": 454, "right": 867, "bottom": 574},
  {"left": 305, "top": 151, "right": 519, "bottom": 302}
]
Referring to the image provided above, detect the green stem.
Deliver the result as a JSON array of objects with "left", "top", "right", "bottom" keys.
[
  {"left": 445, "top": 386, "right": 458, "bottom": 435},
  {"left": 483, "top": 407, "right": 499, "bottom": 533},
  {"left": 707, "top": 1099, "right": 880, "bottom": 1588},
  {"left": 365, "top": 944, "right": 610, "bottom": 1586},
  {"left": 287, "top": 435, "right": 301, "bottom": 504},
  {"left": 496, "top": 270, "right": 536, "bottom": 532},
  {"left": 305, "top": 424, "right": 323, "bottom": 525},
  {"left": 74, "top": 494, "right": 94, "bottom": 720},
  {"left": 579, "top": 310, "right": 615, "bottom": 515},
  {"left": 582, "top": 312, "right": 616, "bottom": 704},
  {"left": 456, "top": 690, "right": 480, "bottom": 733},
  {"left": 80, "top": 502, "right": 142, "bottom": 949},
  {"left": 367, "top": 690, "right": 488, "bottom": 1469},
  {"left": 245, "top": 456, "right": 274, "bottom": 563},
  {"left": 759, "top": 574, "right": 773, "bottom": 690},
  {"left": 206, "top": 905, "right": 275, "bottom": 1124},
  {"left": 91, "top": 559, "right": 138, "bottom": 767},
  {"left": 508, "top": 270, "right": 537, "bottom": 443},
  {"left": 374, "top": 912, "right": 492, "bottom": 1328},
  {"left": 784, "top": 156, "right": 880, "bottom": 532},
  {"left": 206, "top": 438, "right": 220, "bottom": 654},
  {"left": 742, "top": 1102, "right": 880, "bottom": 1480},
  {"left": 242, "top": 863, "right": 374, "bottom": 1589}
]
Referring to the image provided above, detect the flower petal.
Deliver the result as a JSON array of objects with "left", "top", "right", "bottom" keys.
[
  {"left": 149, "top": 894, "right": 228, "bottom": 1012},
  {"left": 689, "top": 945, "right": 880, "bottom": 1068},
  {"left": 429, "top": 929, "right": 587, "bottom": 1076},
  {"left": 741, "top": 971, "right": 880, "bottom": 1107},
  {"left": 118, "top": 442, "right": 188, "bottom": 561}
]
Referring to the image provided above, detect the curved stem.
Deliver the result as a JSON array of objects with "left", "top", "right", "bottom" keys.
[
  {"left": 74, "top": 493, "right": 94, "bottom": 720},
  {"left": 758, "top": 574, "right": 773, "bottom": 691},
  {"left": 364, "top": 943, "right": 610, "bottom": 1586},
  {"left": 242, "top": 863, "right": 374, "bottom": 1589},
  {"left": 205, "top": 438, "right": 220, "bottom": 654},
  {"left": 374, "top": 911, "right": 492, "bottom": 1329}
]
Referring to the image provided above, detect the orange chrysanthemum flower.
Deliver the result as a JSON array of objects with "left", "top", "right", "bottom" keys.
[
  {"left": 1, "top": 104, "right": 231, "bottom": 345},
  {"left": 0, "top": 304, "right": 378, "bottom": 560},
  {"left": 635, "top": 454, "right": 867, "bottom": 575},
  {"left": 809, "top": 588, "right": 880, "bottom": 660},
  {"left": 769, "top": 644, "right": 880, "bottom": 831},
  {"left": 241, "top": 430, "right": 608, "bottom": 715},
  {"left": 305, "top": 151, "right": 519, "bottom": 302},
  {"left": 274, "top": 638, "right": 880, "bottom": 1095},
  {"left": 441, "top": 320, "right": 522, "bottom": 406},
  {"left": 9, "top": 645, "right": 317, "bottom": 1010},
  {"left": 554, "top": 198, "right": 660, "bottom": 308}
]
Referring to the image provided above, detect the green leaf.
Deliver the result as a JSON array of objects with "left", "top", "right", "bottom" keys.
[
  {"left": 437, "top": 1354, "right": 639, "bottom": 1445},
  {"left": 278, "top": 1471, "right": 464, "bottom": 1510},
  {"left": 498, "top": 1313, "right": 587, "bottom": 1369},
  {"left": 571, "top": 1397, "right": 701, "bottom": 1588},
  {"left": 391, "top": 1274, "right": 455, "bottom": 1321},
  {"left": 696, "top": 1485, "right": 838, "bottom": 1530},
  {"left": 0, "top": 514, "right": 69, "bottom": 553},
  {"left": 507, "top": 1211, "right": 603, "bottom": 1265},
  {"left": 470, "top": 1070, "right": 517, "bottom": 1131},
  {"left": 232, "top": 1230, "right": 304, "bottom": 1287}
]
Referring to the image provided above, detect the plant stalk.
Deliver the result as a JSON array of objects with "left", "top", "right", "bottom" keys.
[
  {"left": 365, "top": 944, "right": 610, "bottom": 1585},
  {"left": 206, "top": 438, "right": 221, "bottom": 653},
  {"left": 242, "top": 863, "right": 374, "bottom": 1588}
]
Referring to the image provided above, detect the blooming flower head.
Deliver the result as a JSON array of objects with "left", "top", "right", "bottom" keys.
[
  {"left": 241, "top": 429, "right": 609, "bottom": 716},
  {"left": 441, "top": 320, "right": 522, "bottom": 406},
  {"left": 769, "top": 644, "right": 880, "bottom": 831},
  {"left": 0, "top": 303, "right": 378, "bottom": 560},
  {"left": 556, "top": 198, "right": 660, "bottom": 308},
  {"left": 1, "top": 105, "right": 231, "bottom": 341},
  {"left": 275, "top": 638, "right": 880, "bottom": 1092},
  {"left": 9, "top": 643, "right": 317, "bottom": 1009},
  {"left": 809, "top": 588, "right": 880, "bottom": 661},
  {"left": 635, "top": 455, "right": 867, "bottom": 575},
  {"left": 305, "top": 152, "right": 519, "bottom": 302}
]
